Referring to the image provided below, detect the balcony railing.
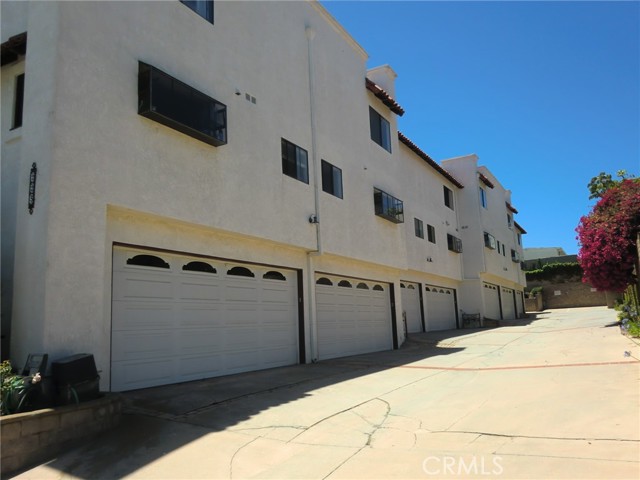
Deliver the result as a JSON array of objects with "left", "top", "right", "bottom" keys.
[
  {"left": 138, "top": 62, "right": 227, "bottom": 147},
  {"left": 447, "top": 234, "right": 463, "bottom": 253},
  {"left": 373, "top": 188, "right": 404, "bottom": 224}
]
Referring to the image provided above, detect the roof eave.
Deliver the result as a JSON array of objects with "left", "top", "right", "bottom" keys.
[
  {"left": 398, "top": 132, "right": 464, "bottom": 189},
  {"left": 365, "top": 78, "right": 405, "bottom": 116}
]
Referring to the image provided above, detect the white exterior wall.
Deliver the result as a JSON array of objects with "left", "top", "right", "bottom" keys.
[
  {"left": 2, "top": 1, "right": 62, "bottom": 363},
  {"left": 1, "top": 58, "right": 25, "bottom": 356},
  {"left": 3, "top": 1, "right": 414, "bottom": 383},
  {"left": 442, "top": 155, "right": 526, "bottom": 319},
  {"left": 398, "top": 142, "right": 462, "bottom": 280},
  {"left": 3, "top": 1, "right": 525, "bottom": 386}
]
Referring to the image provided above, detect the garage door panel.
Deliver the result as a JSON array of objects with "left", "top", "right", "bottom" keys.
[
  {"left": 224, "top": 325, "right": 259, "bottom": 347},
  {"left": 425, "top": 286, "right": 457, "bottom": 331},
  {"left": 179, "top": 355, "right": 224, "bottom": 379},
  {"left": 483, "top": 283, "right": 501, "bottom": 319},
  {"left": 261, "top": 329, "right": 296, "bottom": 346},
  {"left": 261, "top": 309, "right": 297, "bottom": 324},
  {"left": 111, "top": 248, "right": 299, "bottom": 391},
  {"left": 316, "top": 275, "right": 392, "bottom": 360},
  {"left": 261, "top": 346, "right": 297, "bottom": 366},
  {"left": 226, "top": 286, "right": 259, "bottom": 303},
  {"left": 111, "top": 330, "right": 174, "bottom": 360},
  {"left": 178, "top": 329, "right": 224, "bottom": 353},
  {"left": 317, "top": 330, "right": 337, "bottom": 346},
  {"left": 401, "top": 284, "right": 422, "bottom": 334},
  {"left": 179, "top": 305, "right": 223, "bottom": 327},
  {"left": 262, "top": 290, "right": 295, "bottom": 305},
  {"left": 225, "top": 304, "right": 260, "bottom": 317},
  {"left": 111, "top": 302, "right": 174, "bottom": 330},
  {"left": 225, "top": 350, "right": 261, "bottom": 372},
  {"left": 178, "top": 280, "right": 221, "bottom": 301},
  {"left": 262, "top": 283, "right": 297, "bottom": 304},
  {"left": 114, "top": 276, "right": 174, "bottom": 300},
  {"left": 335, "top": 293, "right": 357, "bottom": 306},
  {"left": 111, "top": 359, "right": 175, "bottom": 391},
  {"left": 502, "top": 288, "right": 516, "bottom": 320},
  {"left": 319, "top": 342, "right": 346, "bottom": 360}
]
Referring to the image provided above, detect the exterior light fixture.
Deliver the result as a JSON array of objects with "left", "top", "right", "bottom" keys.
[{"left": 28, "top": 162, "right": 37, "bottom": 214}]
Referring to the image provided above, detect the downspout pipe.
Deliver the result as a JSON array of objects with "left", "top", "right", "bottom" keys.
[
  {"left": 306, "top": 24, "right": 322, "bottom": 256},
  {"left": 305, "top": 24, "right": 321, "bottom": 362}
]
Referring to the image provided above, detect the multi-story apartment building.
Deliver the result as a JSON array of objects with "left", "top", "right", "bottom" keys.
[
  {"left": 443, "top": 155, "right": 527, "bottom": 320},
  {"left": 1, "top": 0, "right": 525, "bottom": 392}
]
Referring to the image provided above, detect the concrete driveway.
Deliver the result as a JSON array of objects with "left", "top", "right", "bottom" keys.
[{"left": 11, "top": 307, "right": 640, "bottom": 479}]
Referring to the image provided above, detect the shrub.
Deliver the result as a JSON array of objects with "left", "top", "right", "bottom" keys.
[
  {"left": 527, "top": 286, "right": 543, "bottom": 297},
  {"left": 1, "top": 361, "right": 24, "bottom": 415},
  {"left": 525, "top": 262, "right": 582, "bottom": 283},
  {"left": 0, "top": 360, "right": 44, "bottom": 415},
  {"left": 576, "top": 179, "right": 640, "bottom": 292},
  {"left": 617, "top": 285, "right": 640, "bottom": 338}
]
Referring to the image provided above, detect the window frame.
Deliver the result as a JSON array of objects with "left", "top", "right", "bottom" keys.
[
  {"left": 427, "top": 224, "right": 436, "bottom": 244},
  {"left": 414, "top": 218, "right": 424, "bottom": 239},
  {"left": 484, "top": 232, "right": 496, "bottom": 250},
  {"left": 369, "top": 106, "right": 392, "bottom": 153},
  {"left": 281, "top": 138, "right": 309, "bottom": 184},
  {"left": 479, "top": 186, "right": 487, "bottom": 208},
  {"left": 11, "top": 72, "right": 24, "bottom": 130},
  {"left": 321, "top": 159, "right": 343, "bottom": 199},
  {"left": 137, "top": 62, "right": 227, "bottom": 147},
  {"left": 443, "top": 186, "right": 454, "bottom": 210},
  {"left": 180, "top": 0, "right": 214, "bottom": 23}
]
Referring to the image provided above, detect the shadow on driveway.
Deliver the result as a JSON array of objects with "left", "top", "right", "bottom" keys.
[{"left": 11, "top": 316, "right": 549, "bottom": 479}]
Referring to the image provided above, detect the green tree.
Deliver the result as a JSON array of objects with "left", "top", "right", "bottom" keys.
[{"left": 587, "top": 170, "right": 635, "bottom": 200}]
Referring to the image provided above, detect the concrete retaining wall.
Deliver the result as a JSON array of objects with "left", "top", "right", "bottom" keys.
[
  {"left": 527, "top": 281, "right": 607, "bottom": 309},
  {"left": 525, "top": 295, "right": 544, "bottom": 312},
  {"left": 0, "top": 394, "right": 122, "bottom": 476}
]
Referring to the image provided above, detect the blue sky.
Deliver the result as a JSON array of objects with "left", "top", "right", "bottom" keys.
[{"left": 321, "top": 0, "right": 640, "bottom": 255}]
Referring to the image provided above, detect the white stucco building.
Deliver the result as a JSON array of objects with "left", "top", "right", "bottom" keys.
[
  {"left": 523, "top": 247, "right": 567, "bottom": 261},
  {"left": 443, "top": 155, "right": 527, "bottom": 320},
  {"left": 1, "top": 0, "right": 526, "bottom": 392}
]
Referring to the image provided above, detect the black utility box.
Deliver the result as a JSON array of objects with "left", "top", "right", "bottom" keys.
[{"left": 52, "top": 353, "right": 100, "bottom": 404}]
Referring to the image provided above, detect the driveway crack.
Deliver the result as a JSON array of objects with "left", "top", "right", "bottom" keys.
[
  {"left": 229, "top": 437, "right": 260, "bottom": 479},
  {"left": 433, "top": 429, "right": 640, "bottom": 443}
]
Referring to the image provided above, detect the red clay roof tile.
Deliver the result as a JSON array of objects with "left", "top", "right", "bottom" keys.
[
  {"left": 365, "top": 78, "right": 405, "bottom": 116},
  {"left": 398, "top": 132, "right": 464, "bottom": 189}
]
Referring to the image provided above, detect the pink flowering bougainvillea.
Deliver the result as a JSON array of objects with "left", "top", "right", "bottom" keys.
[{"left": 576, "top": 179, "right": 640, "bottom": 292}]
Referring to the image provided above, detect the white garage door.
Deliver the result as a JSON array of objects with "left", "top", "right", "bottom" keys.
[
  {"left": 401, "top": 283, "right": 423, "bottom": 333},
  {"left": 424, "top": 285, "right": 457, "bottom": 331},
  {"left": 111, "top": 247, "right": 299, "bottom": 391},
  {"left": 316, "top": 275, "right": 393, "bottom": 360},
  {"left": 483, "top": 283, "right": 501, "bottom": 320},
  {"left": 502, "top": 287, "right": 516, "bottom": 320},
  {"left": 516, "top": 290, "right": 524, "bottom": 318}
]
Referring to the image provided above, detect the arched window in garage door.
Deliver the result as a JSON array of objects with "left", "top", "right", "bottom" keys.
[
  {"left": 126, "top": 254, "right": 170, "bottom": 269},
  {"left": 227, "top": 266, "right": 255, "bottom": 277},
  {"left": 182, "top": 261, "right": 217, "bottom": 274},
  {"left": 263, "top": 271, "right": 286, "bottom": 281}
]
